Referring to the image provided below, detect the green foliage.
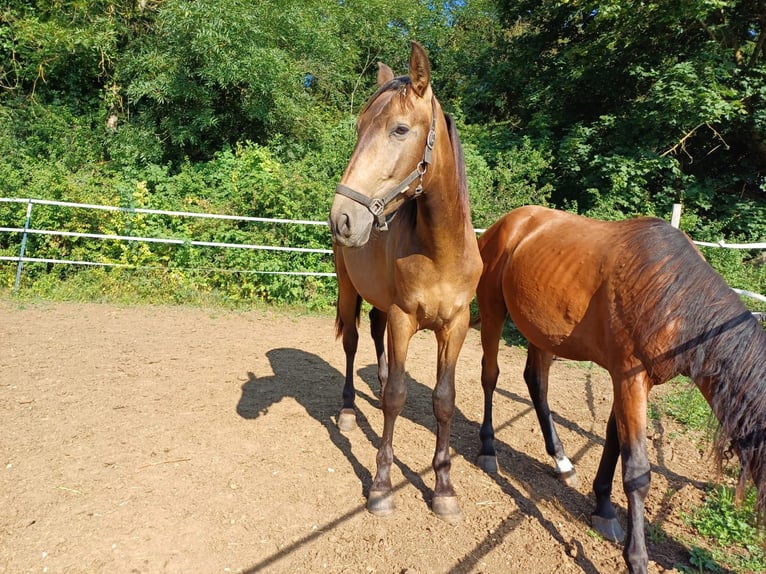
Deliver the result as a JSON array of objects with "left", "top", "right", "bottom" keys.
[
  {"left": 677, "top": 546, "right": 724, "bottom": 574},
  {"left": 482, "top": 0, "right": 766, "bottom": 239},
  {"left": 691, "top": 486, "right": 762, "bottom": 548},
  {"left": 681, "top": 485, "right": 766, "bottom": 573},
  {"left": 659, "top": 379, "right": 712, "bottom": 432},
  {"left": 0, "top": 134, "right": 340, "bottom": 308},
  {"left": 115, "top": 0, "right": 436, "bottom": 163},
  {"left": 463, "top": 124, "right": 554, "bottom": 228},
  {"left": 1, "top": 0, "right": 764, "bottom": 311}
]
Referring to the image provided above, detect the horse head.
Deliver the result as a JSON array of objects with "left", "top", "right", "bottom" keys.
[{"left": 330, "top": 41, "right": 437, "bottom": 247}]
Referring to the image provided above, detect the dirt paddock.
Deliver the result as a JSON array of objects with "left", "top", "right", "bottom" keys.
[{"left": 1, "top": 301, "right": 724, "bottom": 573}]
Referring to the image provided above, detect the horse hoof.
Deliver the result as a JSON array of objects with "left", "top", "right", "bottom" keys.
[
  {"left": 432, "top": 496, "right": 462, "bottom": 524},
  {"left": 367, "top": 490, "right": 395, "bottom": 517},
  {"left": 591, "top": 514, "right": 625, "bottom": 542},
  {"left": 476, "top": 455, "right": 498, "bottom": 474},
  {"left": 556, "top": 468, "right": 580, "bottom": 489},
  {"left": 337, "top": 409, "right": 356, "bottom": 432}
]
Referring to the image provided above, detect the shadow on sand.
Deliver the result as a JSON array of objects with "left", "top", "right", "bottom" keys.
[{"left": 235, "top": 347, "right": 717, "bottom": 573}]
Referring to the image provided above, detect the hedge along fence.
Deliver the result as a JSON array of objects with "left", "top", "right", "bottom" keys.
[
  {"left": 0, "top": 197, "right": 337, "bottom": 306},
  {"left": 1, "top": 197, "right": 765, "bottom": 314}
]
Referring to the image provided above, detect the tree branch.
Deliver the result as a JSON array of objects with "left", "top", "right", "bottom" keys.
[{"left": 660, "top": 123, "right": 730, "bottom": 162}]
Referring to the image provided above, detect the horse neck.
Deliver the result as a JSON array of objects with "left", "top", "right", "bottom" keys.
[{"left": 414, "top": 128, "right": 472, "bottom": 257}]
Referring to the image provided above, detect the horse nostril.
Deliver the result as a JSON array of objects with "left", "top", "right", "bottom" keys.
[{"left": 338, "top": 213, "right": 351, "bottom": 238}]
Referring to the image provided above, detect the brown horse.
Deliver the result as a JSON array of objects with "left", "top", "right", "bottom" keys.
[
  {"left": 476, "top": 205, "right": 766, "bottom": 574},
  {"left": 328, "top": 42, "right": 482, "bottom": 522}
]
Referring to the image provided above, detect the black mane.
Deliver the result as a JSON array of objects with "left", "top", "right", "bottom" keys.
[{"left": 624, "top": 218, "right": 766, "bottom": 516}]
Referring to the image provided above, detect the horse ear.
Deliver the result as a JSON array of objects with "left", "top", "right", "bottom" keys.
[
  {"left": 377, "top": 63, "right": 394, "bottom": 87},
  {"left": 408, "top": 41, "right": 431, "bottom": 97}
]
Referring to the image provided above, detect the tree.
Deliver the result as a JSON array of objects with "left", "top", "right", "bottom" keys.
[
  {"left": 116, "top": 0, "right": 437, "bottom": 163},
  {"left": 479, "top": 0, "right": 766, "bottom": 237}
]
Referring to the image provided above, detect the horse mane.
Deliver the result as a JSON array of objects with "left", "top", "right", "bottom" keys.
[
  {"left": 443, "top": 112, "right": 473, "bottom": 228},
  {"left": 622, "top": 218, "right": 766, "bottom": 518},
  {"left": 360, "top": 77, "right": 409, "bottom": 117}
]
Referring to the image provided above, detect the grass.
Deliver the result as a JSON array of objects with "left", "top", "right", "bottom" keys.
[
  {"left": 654, "top": 381, "right": 766, "bottom": 573},
  {"left": 658, "top": 378, "right": 713, "bottom": 431},
  {"left": 2, "top": 264, "right": 337, "bottom": 313},
  {"left": 677, "top": 485, "right": 765, "bottom": 573}
]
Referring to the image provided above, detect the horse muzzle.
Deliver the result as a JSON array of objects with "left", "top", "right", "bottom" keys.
[{"left": 329, "top": 194, "right": 376, "bottom": 248}]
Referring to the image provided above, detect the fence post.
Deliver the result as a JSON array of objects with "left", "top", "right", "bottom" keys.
[
  {"left": 670, "top": 203, "right": 682, "bottom": 228},
  {"left": 13, "top": 199, "right": 33, "bottom": 294}
]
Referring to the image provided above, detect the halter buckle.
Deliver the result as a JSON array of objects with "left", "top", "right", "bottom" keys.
[{"left": 369, "top": 197, "right": 385, "bottom": 216}]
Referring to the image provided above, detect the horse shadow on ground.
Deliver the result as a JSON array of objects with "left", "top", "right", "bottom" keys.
[{"left": 235, "top": 347, "right": 723, "bottom": 574}]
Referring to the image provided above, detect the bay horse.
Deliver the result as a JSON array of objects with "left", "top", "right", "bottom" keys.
[
  {"left": 328, "top": 42, "right": 482, "bottom": 521},
  {"left": 476, "top": 205, "right": 766, "bottom": 574}
]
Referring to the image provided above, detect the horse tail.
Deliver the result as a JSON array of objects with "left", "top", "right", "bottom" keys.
[{"left": 335, "top": 294, "right": 363, "bottom": 339}]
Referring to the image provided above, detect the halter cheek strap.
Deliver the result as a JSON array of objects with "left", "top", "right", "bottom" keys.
[{"left": 335, "top": 98, "right": 436, "bottom": 231}]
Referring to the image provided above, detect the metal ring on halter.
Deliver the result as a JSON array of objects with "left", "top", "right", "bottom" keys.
[
  {"left": 369, "top": 198, "right": 385, "bottom": 216},
  {"left": 427, "top": 128, "right": 436, "bottom": 150}
]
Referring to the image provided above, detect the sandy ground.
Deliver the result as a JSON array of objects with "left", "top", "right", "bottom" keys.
[{"left": 0, "top": 301, "right": 730, "bottom": 573}]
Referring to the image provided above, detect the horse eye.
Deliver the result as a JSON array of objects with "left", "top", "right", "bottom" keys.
[{"left": 392, "top": 125, "right": 409, "bottom": 137}]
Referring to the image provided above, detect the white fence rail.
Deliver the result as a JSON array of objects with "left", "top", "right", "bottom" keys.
[
  {"left": 0, "top": 197, "right": 335, "bottom": 292},
  {"left": 1, "top": 198, "right": 764, "bottom": 314}
]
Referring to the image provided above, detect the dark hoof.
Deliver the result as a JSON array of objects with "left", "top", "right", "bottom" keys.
[
  {"left": 556, "top": 468, "right": 580, "bottom": 489},
  {"left": 367, "top": 490, "right": 395, "bottom": 517},
  {"left": 432, "top": 496, "right": 462, "bottom": 524},
  {"left": 476, "top": 454, "right": 498, "bottom": 474},
  {"left": 591, "top": 514, "right": 625, "bottom": 542},
  {"left": 337, "top": 408, "right": 356, "bottom": 433}
]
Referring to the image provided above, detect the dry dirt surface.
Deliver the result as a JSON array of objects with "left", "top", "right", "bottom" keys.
[{"left": 0, "top": 301, "right": 727, "bottom": 574}]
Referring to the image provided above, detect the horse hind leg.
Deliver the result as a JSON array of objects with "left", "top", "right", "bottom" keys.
[
  {"left": 476, "top": 282, "right": 506, "bottom": 474},
  {"left": 591, "top": 411, "right": 625, "bottom": 542},
  {"left": 524, "top": 345, "right": 578, "bottom": 487},
  {"left": 369, "top": 307, "right": 388, "bottom": 399}
]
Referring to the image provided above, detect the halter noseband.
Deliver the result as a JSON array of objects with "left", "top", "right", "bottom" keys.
[{"left": 334, "top": 98, "right": 437, "bottom": 231}]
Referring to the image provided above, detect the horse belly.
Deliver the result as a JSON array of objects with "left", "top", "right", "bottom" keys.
[{"left": 502, "top": 247, "right": 609, "bottom": 363}]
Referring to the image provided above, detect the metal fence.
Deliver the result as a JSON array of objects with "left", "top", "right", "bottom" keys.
[
  {"left": 0, "top": 197, "right": 335, "bottom": 292},
  {"left": 1, "top": 197, "right": 765, "bottom": 312}
]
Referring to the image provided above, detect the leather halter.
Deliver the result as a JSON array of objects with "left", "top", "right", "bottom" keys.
[{"left": 334, "top": 98, "right": 437, "bottom": 231}]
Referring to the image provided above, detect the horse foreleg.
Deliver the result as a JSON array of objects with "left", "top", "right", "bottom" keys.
[
  {"left": 615, "top": 377, "right": 651, "bottom": 574},
  {"left": 430, "top": 313, "right": 470, "bottom": 523},
  {"left": 524, "top": 345, "right": 578, "bottom": 487},
  {"left": 367, "top": 308, "right": 415, "bottom": 517},
  {"left": 477, "top": 287, "right": 506, "bottom": 474},
  {"left": 336, "top": 262, "right": 362, "bottom": 432},
  {"left": 591, "top": 411, "right": 625, "bottom": 542},
  {"left": 369, "top": 307, "right": 388, "bottom": 399}
]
